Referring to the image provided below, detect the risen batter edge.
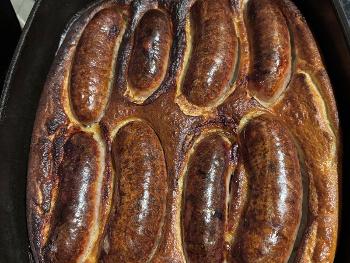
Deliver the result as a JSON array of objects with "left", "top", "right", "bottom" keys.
[{"left": 27, "top": 0, "right": 340, "bottom": 262}]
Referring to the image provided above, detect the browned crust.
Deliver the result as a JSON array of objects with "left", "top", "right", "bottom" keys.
[
  {"left": 274, "top": 0, "right": 340, "bottom": 261},
  {"left": 26, "top": 1, "right": 121, "bottom": 262},
  {"left": 27, "top": 0, "right": 340, "bottom": 262},
  {"left": 275, "top": 0, "right": 339, "bottom": 134}
]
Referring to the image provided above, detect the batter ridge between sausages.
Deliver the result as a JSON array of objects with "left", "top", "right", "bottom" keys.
[{"left": 27, "top": 0, "right": 340, "bottom": 262}]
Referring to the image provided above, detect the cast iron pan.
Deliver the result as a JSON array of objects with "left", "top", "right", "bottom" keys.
[
  {"left": 0, "top": 0, "right": 21, "bottom": 89},
  {"left": 0, "top": 0, "right": 349, "bottom": 261}
]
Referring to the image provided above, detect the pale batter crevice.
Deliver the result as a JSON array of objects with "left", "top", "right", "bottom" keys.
[
  {"left": 287, "top": 138, "right": 309, "bottom": 263},
  {"left": 79, "top": 130, "right": 107, "bottom": 263},
  {"left": 307, "top": 72, "right": 338, "bottom": 139}
]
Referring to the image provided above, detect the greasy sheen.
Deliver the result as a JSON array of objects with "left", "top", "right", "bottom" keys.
[
  {"left": 43, "top": 132, "right": 100, "bottom": 262},
  {"left": 128, "top": 9, "right": 172, "bottom": 99},
  {"left": 182, "top": 0, "right": 237, "bottom": 107},
  {"left": 27, "top": 0, "right": 340, "bottom": 262},
  {"left": 227, "top": 158, "right": 247, "bottom": 244},
  {"left": 70, "top": 7, "right": 123, "bottom": 125},
  {"left": 247, "top": 0, "right": 291, "bottom": 102},
  {"left": 233, "top": 114, "right": 302, "bottom": 262},
  {"left": 102, "top": 121, "right": 167, "bottom": 262},
  {"left": 183, "top": 134, "right": 230, "bottom": 262}
]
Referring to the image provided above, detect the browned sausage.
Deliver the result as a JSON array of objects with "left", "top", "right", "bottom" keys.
[
  {"left": 182, "top": 0, "right": 238, "bottom": 107},
  {"left": 128, "top": 9, "right": 172, "bottom": 99},
  {"left": 232, "top": 114, "right": 302, "bottom": 263},
  {"left": 247, "top": 0, "right": 291, "bottom": 102},
  {"left": 43, "top": 132, "right": 101, "bottom": 262},
  {"left": 70, "top": 7, "right": 124, "bottom": 125},
  {"left": 226, "top": 157, "right": 248, "bottom": 242},
  {"left": 102, "top": 121, "right": 167, "bottom": 262},
  {"left": 182, "top": 134, "right": 231, "bottom": 262}
]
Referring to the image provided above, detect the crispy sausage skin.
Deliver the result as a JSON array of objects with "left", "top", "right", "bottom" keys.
[
  {"left": 247, "top": 0, "right": 291, "bottom": 103},
  {"left": 128, "top": 9, "right": 172, "bottom": 99},
  {"left": 226, "top": 156, "right": 248, "bottom": 242},
  {"left": 43, "top": 132, "right": 101, "bottom": 262},
  {"left": 232, "top": 114, "right": 302, "bottom": 263},
  {"left": 182, "top": 0, "right": 238, "bottom": 107},
  {"left": 102, "top": 121, "right": 167, "bottom": 263},
  {"left": 27, "top": 1, "right": 339, "bottom": 262},
  {"left": 70, "top": 7, "right": 124, "bottom": 125},
  {"left": 182, "top": 134, "right": 231, "bottom": 262}
]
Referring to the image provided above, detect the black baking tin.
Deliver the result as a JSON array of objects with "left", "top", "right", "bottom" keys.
[{"left": 0, "top": 0, "right": 349, "bottom": 261}]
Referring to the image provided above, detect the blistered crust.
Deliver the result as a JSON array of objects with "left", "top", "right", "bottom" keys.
[{"left": 27, "top": 0, "right": 340, "bottom": 262}]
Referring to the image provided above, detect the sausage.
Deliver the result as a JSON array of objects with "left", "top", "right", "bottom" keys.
[
  {"left": 43, "top": 132, "right": 101, "bottom": 262},
  {"left": 232, "top": 114, "right": 302, "bottom": 263},
  {"left": 182, "top": 0, "right": 238, "bottom": 107},
  {"left": 247, "top": 0, "right": 291, "bottom": 103},
  {"left": 70, "top": 7, "right": 124, "bottom": 125},
  {"left": 102, "top": 121, "right": 167, "bottom": 262},
  {"left": 182, "top": 134, "right": 231, "bottom": 262},
  {"left": 128, "top": 9, "right": 172, "bottom": 100},
  {"left": 226, "top": 157, "right": 248, "bottom": 243}
]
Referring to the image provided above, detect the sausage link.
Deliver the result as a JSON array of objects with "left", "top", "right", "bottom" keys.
[
  {"left": 102, "top": 121, "right": 167, "bottom": 262},
  {"left": 182, "top": 134, "right": 231, "bottom": 262},
  {"left": 247, "top": 0, "right": 291, "bottom": 102},
  {"left": 232, "top": 114, "right": 302, "bottom": 263},
  {"left": 182, "top": 0, "right": 238, "bottom": 107},
  {"left": 70, "top": 7, "right": 124, "bottom": 125},
  {"left": 43, "top": 132, "right": 101, "bottom": 262},
  {"left": 128, "top": 9, "right": 172, "bottom": 99},
  {"left": 226, "top": 157, "right": 248, "bottom": 242}
]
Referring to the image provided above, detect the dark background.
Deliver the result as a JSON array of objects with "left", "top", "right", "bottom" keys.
[
  {"left": 0, "top": 0, "right": 349, "bottom": 262},
  {"left": 0, "top": 0, "right": 21, "bottom": 91}
]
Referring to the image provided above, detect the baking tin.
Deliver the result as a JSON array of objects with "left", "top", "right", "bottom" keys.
[{"left": 0, "top": 0, "right": 349, "bottom": 261}]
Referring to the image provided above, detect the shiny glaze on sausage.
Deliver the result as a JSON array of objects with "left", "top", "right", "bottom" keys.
[
  {"left": 43, "top": 132, "right": 101, "bottom": 262},
  {"left": 232, "top": 114, "right": 302, "bottom": 263},
  {"left": 102, "top": 121, "right": 167, "bottom": 262},
  {"left": 70, "top": 7, "right": 124, "bottom": 124},
  {"left": 182, "top": 0, "right": 238, "bottom": 107},
  {"left": 247, "top": 0, "right": 291, "bottom": 103},
  {"left": 128, "top": 9, "right": 172, "bottom": 99},
  {"left": 182, "top": 134, "right": 231, "bottom": 262}
]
